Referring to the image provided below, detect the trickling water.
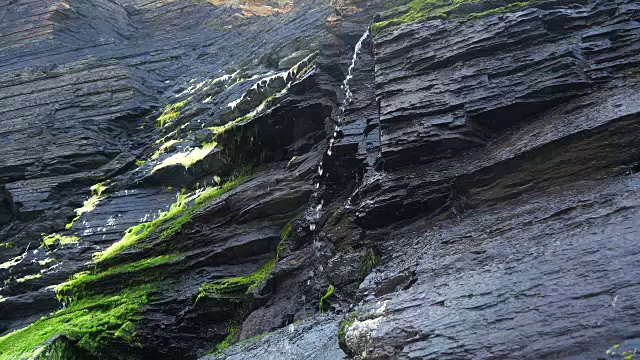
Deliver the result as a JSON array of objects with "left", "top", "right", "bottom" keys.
[
  {"left": 341, "top": 28, "right": 370, "bottom": 108},
  {"left": 309, "top": 28, "right": 370, "bottom": 233}
]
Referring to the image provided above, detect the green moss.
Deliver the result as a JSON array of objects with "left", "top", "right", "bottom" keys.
[
  {"left": 93, "top": 192, "right": 189, "bottom": 264},
  {"left": 65, "top": 182, "right": 108, "bottom": 230},
  {"left": 135, "top": 159, "right": 146, "bottom": 167},
  {"left": 196, "top": 257, "right": 276, "bottom": 303},
  {"left": 15, "top": 273, "right": 42, "bottom": 283},
  {"left": 277, "top": 215, "right": 300, "bottom": 259},
  {"left": 371, "top": 0, "right": 531, "bottom": 35},
  {"left": 42, "top": 233, "right": 80, "bottom": 247},
  {"left": 0, "top": 242, "right": 13, "bottom": 249},
  {"left": 36, "top": 338, "right": 78, "bottom": 360},
  {"left": 151, "top": 139, "right": 180, "bottom": 160},
  {"left": 466, "top": 1, "right": 529, "bottom": 19},
  {"left": 0, "top": 255, "right": 21, "bottom": 270},
  {"left": 38, "top": 258, "right": 56, "bottom": 266},
  {"left": 57, "top": 254, "right": 180, "bottom": 302},
  {"left": 0, "top": 284, "right": 155, "bottom": 360},
  {"left": 208, "top": 325, "right": 238, "bottom": 355},
  {"left": 95, "top": 176, "right": 247, "bottom": 264},
  {"left": 338, "top": 311, "right": 359, "bottom": 345},
  {"left": 243, "top": 331, "right": 269, "bottom": 343},
  {"left": 151, "top": 142, "right": 217, "bottom": 173},
  {"left": 161, "top": 175, "right": 249, "bottom": 240},
  {"left": 319, "top": 284, "right": 335, "bottom": 313},
  {"left": 358, "top": 248, "right": 381, "bottom": 279},
  {"left": 157, "top": 99, "right": 189, "bottom": 127}
]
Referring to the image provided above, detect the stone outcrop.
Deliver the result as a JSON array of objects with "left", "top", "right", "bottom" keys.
[{"left": 1, "top": 0, "right": 640, "bottom": 359}]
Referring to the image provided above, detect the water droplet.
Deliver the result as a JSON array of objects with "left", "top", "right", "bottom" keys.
[
  {"left": 310, "top": 223, "right": 316, "bottom": 231},
  {"left": 315, "top": 182, "right": 320, "bottom": 189},
  {"left": 327, "top": 149, "right": 332, "bottom": 156}
]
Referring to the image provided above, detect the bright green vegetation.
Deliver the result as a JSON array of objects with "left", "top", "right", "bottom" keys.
[
  {"left": 42, "top": 233, "right": 80, "bottom": 247},
  {"left": 93, "top": 192, "right": 189, "bottom": 264},
  {"left": 157, "top": 98, "right": 189, "bottom": 127},
  {"left": 152, "top": 139, "right": 180, "bottom": 159},
  {"left": 606, "top": 343, "right": 638, "bottom": 359},
  {"left": 319, "top": 284, "right": 335, "bottom": 313},
  {"left": 38, "top": 258, "right": 56, "bottom": 266},
  {"left": 277, "top": 215, "right": 299, "bottom": 258},
  {"left": 135, "top": 159, "right": 146, "bottom": 167},
  {"left": 0, "top": 242, "right": 12, "bottom": 249},
  {"left": 371, "top": 0, "right": 531, "bottom": 35},
  {"left": 466, "top": 1, "right": 530, "bottom": 19},
  {"left": 57, "top": 254, "right": 180, "bottom": 302},
  {"left": 95, "top": 176, "right": 247, "bottom": 264},
  {"left": 338, "top": 310, "right": 359, "bottom": 345},
  {"left": 152, "top": 141, "right": 217, "bottom": 173},
  {"left": 208, "top": 325, "right": 238, "bottom": 355},
  {"left": 0, "top": 255, "right": 21, "bottom": 270},
  {"left": 161, "top": 175, "right": 248, "bottom": 240},
  {"left": 36, "top": 338, "right": 74, "bottom": 360},
  {"left": 15, "top": 273, "right": 42, "bottom": 283},
  {"left": 0, "top": 284, "right": 155, "bottom": 360},
  {"left": 66, "top": 182, "right": 108, "bottom": 230},
  {"left": 196, "top": 257, "right": 276, "bottom": 303},
  {"left": 358, "top": 248, "right": 381, "bottom": 279},
  {"left": 243, "top": 331, "right": 269, "bottom": 343}
]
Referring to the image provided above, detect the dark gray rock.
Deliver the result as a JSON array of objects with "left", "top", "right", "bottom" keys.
[
  {"left": 204, "top": 315, "right": 346, "bottom": 360},
  {"left": 2, "top": 0, "right": 640, "bottom": 359}
]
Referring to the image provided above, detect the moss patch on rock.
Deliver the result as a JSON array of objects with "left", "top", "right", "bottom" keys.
[
  {"left": 196, "top": 257, "right": 276, "bottom": 303},
  {"left": 42, "top": 233, "right": 80, "bottom": 247},
  {"left": 0, "top": 284, "right": 156, "bottom": 360},
  {"left": 319, "top": 284, "right": 335, "bottom": 313},
  {"left": 372, "top": 0, "right": 531, "bottom": 35},
  {"left": 65, "top": 182, "right": 108, "bottom": 230}
]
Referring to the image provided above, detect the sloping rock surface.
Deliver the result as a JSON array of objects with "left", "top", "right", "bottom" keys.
[{"left": 1, "top": 0, "right": 640, "bottom": 359}]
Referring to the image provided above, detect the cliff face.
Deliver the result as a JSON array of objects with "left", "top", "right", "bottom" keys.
[{"left": 1, "top": 0, "right": 640, "bottom": 359}]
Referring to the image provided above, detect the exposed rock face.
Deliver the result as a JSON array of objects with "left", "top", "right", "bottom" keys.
[{"left": 1, "top": 0, "right": 640, "bottom": 359}]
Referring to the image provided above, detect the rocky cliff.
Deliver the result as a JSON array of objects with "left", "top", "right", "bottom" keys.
[{"left": 1, "top": 0, "right": 639, "bottom": 359}]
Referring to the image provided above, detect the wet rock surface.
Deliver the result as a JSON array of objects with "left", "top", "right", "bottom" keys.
[{"left": 1, "top": 0, "right": 640, "bottom": 359}]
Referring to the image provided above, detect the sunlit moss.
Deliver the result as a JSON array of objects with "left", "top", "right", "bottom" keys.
[
  {"left": 371, "top": 0, "right": 530, "bottom": 35},
  {"left": 157, "top": 99, "right": 189, "bottom": 127},
  {"left": 93, "top": 192, "right": 189, "bottom": 264},
  {"left": 38, "top": 258, "right": 56, "bottom": 267},
  {"left": 161, "top": 176, "right": 248, "bottom": 240},
  {"left": 152, "top": 139, "right": 180, "bottom": 159},
  {"left": 15, "top": 273, "right": 42, "bottom": 283},
  {"left": 42, "top": 233, "right": 80, "bottom": 247},
  {"left": 0, "top": 255, "right": 22, "bottom": 270},
  {"left": 466, "top": 1, "right": 529, "bottom": 19},
  {"left": 0, "top": 284, "right": 155, "bottom": 360},
  {"left": 65, "top": 182, "right": 108, "bottom": 230},
  {"left": 95, "top": 176, "right": 248, "bottom": 264},
  {"left": 152, "top": 142, "right": 217, "bottom": 173}
]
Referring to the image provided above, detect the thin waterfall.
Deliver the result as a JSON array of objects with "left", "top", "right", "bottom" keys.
[{"left": 310, "top": 28, "right": 370, "bottom": 232}]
